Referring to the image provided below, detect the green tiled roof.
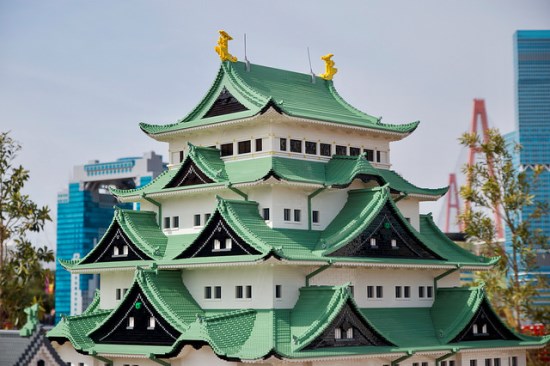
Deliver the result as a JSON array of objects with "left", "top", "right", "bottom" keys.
[
  {"left": 60, "top": 209, "right": 167, "bottom": 271},
  {"left": 72, "top": 190, "right": 494, "bottom": 271},
  {"left": 417, "top": 214, "right": 496, "bottom": 267},
  {"left": 318, "top": 187, "right": 387, "bottom": 253},
  {"left": 110, "top": 144, "right": 228, "bottom": 198},
  {"left": 140, "top": 61, "right": 419, "bottom": 136},
  {"left": 113, "top": 154, "right": 446, "bottom": 200},
  {"left": 48, "top": 275, "right": 549, "bottom": 360}
]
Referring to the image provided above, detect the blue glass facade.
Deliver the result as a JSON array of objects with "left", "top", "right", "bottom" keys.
[
  {"left": 511, "top": 30, "right": 550, "bottom": 306},
  {"left": 55, "top": 184, "right": 131, "bottom": 321}
]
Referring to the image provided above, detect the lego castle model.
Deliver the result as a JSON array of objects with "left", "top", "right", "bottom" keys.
[{"left": 48, "top": 31, "right": 549, "bottom": 366}]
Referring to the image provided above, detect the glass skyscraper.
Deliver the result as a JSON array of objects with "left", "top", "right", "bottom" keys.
[
  {"left": 55, "top": 152, "right": 165, "bottom": 322},
  {"left": 509, "top": 30, "right": 550, "bottom": 306}
]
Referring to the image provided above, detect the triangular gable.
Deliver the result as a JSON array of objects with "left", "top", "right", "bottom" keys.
[
  {"left": 89, "top": 283, "right": 181, "bottom": 346},
  {"left": 80, "top": 216, "right": 153, "bottom": 264},
  {"left": 174, "top": 211, "right": 262, "bottom": 259},
  {"left": 450, "top": 298, "right": 520, "bottom": 343},
  {"left": 327, "top": 198, "right": 443, "bottom": 260},
  {"left": 203, "top": 87, "right": 249, "bottom": 118},
  {"left": 165, "top": 159, "right": 215, "bottom": 188},
  {"left": 303, "top": 300, "right": 392, "bottom": 350},
  {"left": 291, "top": 286, "right": 393, "bottom": 352}
]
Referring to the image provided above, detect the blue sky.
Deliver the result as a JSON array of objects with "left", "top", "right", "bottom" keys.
[{"left": 1, "top": 0, "right": 549, "bottom": 250}]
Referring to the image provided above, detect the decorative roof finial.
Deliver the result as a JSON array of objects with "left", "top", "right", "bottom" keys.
[
  {"left": 319, "top": 53, "right": 337, "bottom": 80},
  {"left": 215, "top": 30, "right": 238, "bottom": 62}
]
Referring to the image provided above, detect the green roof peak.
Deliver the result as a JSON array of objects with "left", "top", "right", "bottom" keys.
[{"left": 140, "top": 61, "right": 420, "bottom": 136}]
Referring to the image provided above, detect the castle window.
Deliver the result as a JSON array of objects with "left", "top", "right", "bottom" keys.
[
  {"left": 370, "top": 238, "right": 377, "bottom": 247},
  {"left": 284, "top": 209, "right": 291, "bottom": 221},
  {"left": 346, "top": 327, "right": 354, "bottom": 339},
  {"left": 204, "top": 213, "right": 211, "bottom": 223},
  {"left": 164, "top": 217, "right": 170, "bottom": 229},
  {"left": 236, "top": 285, "right": 243, "bottom": 299},
  {"left": 404, "top": 286, "right": 411, "bottom": 298},
  {"left": 172, "top": 216, "right": 179, "bottom": 228},
  {"left": 255, "top": 138, "right": 263, "bottom": 152},
  {"left": 225, "top": 238, "right": 232, "bottom": 250},
  {"left": 427, "top": 286, "right": 433, "bottom": 298},
  {"left": 395, "top": 286, "right": 402, "bottom": 298},
  {"left": 441, "top": 362, "right": 447, "bottom": 366},
  {"left": 312, "top": 210, "right": 319, "bottom": 223},
  {"left": 391, "top": 239, "right": 397, "bottom": 248},
  {"left": 419, "top": 286, "right": 425, "bottom": 298},
  {"left": 449, "top": 361, "right": 455, "bottom": 366},
  {"left": 376, "top": 286, "right": 383, "bottom": 298},
  {"left": 263, "top": 208, "right": 270, "bottom": 220},
  {"left": 245, "top": 285, "right": 252, "bottom": 298},
  {"left": 113, "top": 246, "right": 120, "bottom": 256},
  {"left": 122, "top": 245, "right": 128, "bottom": 256},
  {"left": 335, "top": 145, "right": 347, "bottom": 155},
  {"left": 294, "top": 209, "right": 301, "bottom": 222},
  {"left": 204, "top": 286, "right": 212, "bottom": 299},
  {"left": 334, "top": 328, "right": 342, "bottom": 339},
  {"left": 350, "top": 147, "right": 361, "bottom": 156},
  {"left": 220, "top": 143, "right": 233, "bottom": 157},
  {"left": 305, "top": 141, "right": 317, "bottom": 155},
  {"left": 470, "top": 361, "right": 477, "bottom": 366},
  {"left": 511, "top": 357, "right": 517, "bottom": 366},
  {"left": 473, "top": 324, "right": 478, "bottom": 334},
  {"left": 280, "top": 138, "right": 287, "bottom": 151},
  {"left": 367, "top": 285, "right": 374, "bottom": 298},
  {"left": 213, "top": 239, "right": 221, "bottom": 250},
  {"left": 485, "top": 359, "right": 492, "bottom": 366},
  {"left": 413, "top": 363, "right": 419, "bottom": 366},
  {"left": 364, "top": 149, "right": 374, "bottom": 161},
  {"left": 214, "top": 286, "right": 222, "bottom": 299},
  {"left": 194, "top": 214, "right": 201, "bottom": 226},
  {"left": 275, "top": 285, "right": 282, "bottom": 299},
  {"left": 238, "top": 140, "right": 251, "bottom": 154},
  {"left": 421, "top": 363, "right": 428, "bottom": 366},
  {"left": 148, "top": 316, "right": 156, "bottom": 329},
  {"left": 116, "top": 288, "right": 122, "bottom": 300},
  {"left": 179, "top": 150, "right": 184, "bottom": 163},
  {"left": 127, "top": 317, "right": 134, "bottom": 329},
  {"left": 290, "top": 139, "right": 302, "bottom": 153},
  {"left": 376, "top": 150, "right": 381, "bottom": 162},
  {"left": 320, "top": 143, "right": 332, "bottom": 156}
]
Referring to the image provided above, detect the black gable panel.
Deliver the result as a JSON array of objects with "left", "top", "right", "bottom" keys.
[
  {"left": 304, "top": 300, "right": 392, "bottom": 350},
  {"left": 451, "top": 299, "right": 520, "bottom": 343},
  {"left": 203, "top": 88, "right": 248, "bottom": 118},
  {"left": 89, "top": 285, "right": 181, "bottom": 345},
  {"left": 165, "top": 159, "right": 214, "bottom": 188},
  {"left": 80, "top": 223, "right": 152, "bottom": 264},
  {"left": 175, "top": 212, "right": 262, "bottom": 259},
  {"left": 329, "top": 204, "right": 443, "bottom": 260}
]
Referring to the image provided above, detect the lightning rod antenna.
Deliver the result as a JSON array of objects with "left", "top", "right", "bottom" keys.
[
  {"left": 244, "top": 33, "right": 250, "bottom": 71},
  {"left": 307, "top": 47, "right": 315, "bottom": 83}
]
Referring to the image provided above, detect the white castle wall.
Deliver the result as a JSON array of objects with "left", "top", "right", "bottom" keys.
[
  {"left": 99, "top": 270, "right": 134, "bottom": 309},
  {"left": 395, "top": 197, "right": 420, "bottom": 231}
]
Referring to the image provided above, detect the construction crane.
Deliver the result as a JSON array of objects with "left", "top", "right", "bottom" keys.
[{"left": 443, "top": 99, "right": 504, "bottom": 239}]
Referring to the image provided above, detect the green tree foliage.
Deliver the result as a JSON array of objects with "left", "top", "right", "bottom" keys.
[
  {"left": 459, "top": 128, "right": 549, "bottom": 330},
  {"left": 0, "top": 131, "right": 53, "bottom": 329}
]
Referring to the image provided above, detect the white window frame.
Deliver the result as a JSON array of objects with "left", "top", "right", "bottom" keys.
[
  {"left": 127, "top": 317, "right": 134, "bottom": 329},
  {"left": 148, "top": 316, "right": 156, "bottom": 330}
]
